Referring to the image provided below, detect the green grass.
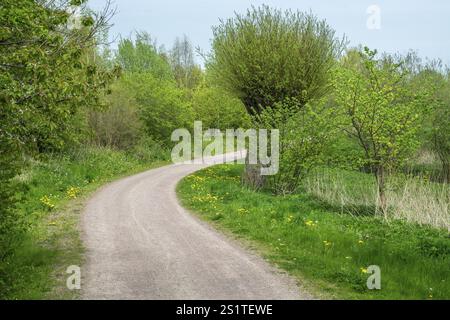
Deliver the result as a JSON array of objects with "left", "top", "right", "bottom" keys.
[
  {"left": 177, "top": 164, "right": 450, "bottom": 300},
  {"left": 1, "top": 146, "right": 168, "bottom": 299}
]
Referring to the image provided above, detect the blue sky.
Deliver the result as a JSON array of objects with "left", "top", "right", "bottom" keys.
[{"left": 89, "top": 0, "right": 450, "bottom": 65}]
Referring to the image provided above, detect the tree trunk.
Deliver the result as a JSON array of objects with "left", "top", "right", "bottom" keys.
[
  {"left": 375, "top": 166, "right": 387, "bottom": 218},
  {"left": 242, "top": 152, "right": 265, "bottom": 190}
]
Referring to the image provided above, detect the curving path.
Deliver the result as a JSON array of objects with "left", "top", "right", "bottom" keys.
[{"left": 81, "top": 152, "right": 309, "bottom": 299}]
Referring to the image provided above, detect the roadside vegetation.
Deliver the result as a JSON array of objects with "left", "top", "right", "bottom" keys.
[
  {"left": 177, "top": 165, "right": 449, "bottom": 299},
  {"left": 2, "top": 147, "right": 168, "bottom": 299},
  {"left": 1, "top": 1, "right": 448, "bottom": 299},
  {"left": 177, "top": 5, "right": 449, "bottom": 299}
]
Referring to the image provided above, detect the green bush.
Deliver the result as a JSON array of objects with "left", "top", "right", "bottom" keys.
[
  {"left": 192, "top": 85, "right": 250, "bottom": 130},
  {"left": 209, "top": 5, "right": 345, "bottom": 116},
  {"left": 255, "top": 98, "right": 340, "bottom": 194},
  {"left": 128, "top": 137, "right": 170, "bottom": 163},
  {"left": 88, "top": 81, "right": 143, "bottom": 150}
]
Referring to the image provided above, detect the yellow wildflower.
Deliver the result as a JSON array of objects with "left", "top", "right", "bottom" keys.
[
  {"left": 40, "top": 195, "right": 55, "bottom": 210},
  {"left": 66, "top": 186, "right": 80, "bottom": 199},
  {"left": 237, "top": 208, "right": 249, "bottom": 214},
  {"left": 305, "top": 220, "right": 316, "bottom": 227}
]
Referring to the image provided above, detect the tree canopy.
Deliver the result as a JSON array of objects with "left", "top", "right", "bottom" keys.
[{"left": 209, "top": 5, "right": 345, "bottom": 116}]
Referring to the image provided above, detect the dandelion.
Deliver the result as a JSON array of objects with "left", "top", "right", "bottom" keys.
[
  {"left": 40, "top": 195, "right": 55, "bottom": 210},
  {"left": 360, "top": 267, "right": 368, "bottom": 274},
  {"left": 237, "top": 208, "right": 249, "bottom": 215},
  {"left": 305, "top": 220, "right": 316, "bottom": 227},
  {"left": 66, "top": 186, "right": 80, "bottom": 199},
  {"left": 358, "top": 240, "right": 364, "bottom": 244}
]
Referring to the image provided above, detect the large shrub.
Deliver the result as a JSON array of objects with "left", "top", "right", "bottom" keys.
[
  {"left": 255, "top": 98, "right": 340, "bottom": 194},
  {"left": 88, "top": 81, "right": 143, "bottom": 150},
  {"left": 209, "top": 5, "right": 345, "bottom": 116},
  {"left": 208, "top": 5, "right": 345, "bottom": 189}
]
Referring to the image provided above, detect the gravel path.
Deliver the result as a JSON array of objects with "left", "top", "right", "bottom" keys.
[{"left": 81, "top": 152, "right": 310, "bottom": 299}]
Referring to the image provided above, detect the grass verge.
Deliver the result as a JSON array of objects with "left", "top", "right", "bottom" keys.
[{"left": 177, "top": 164, "right": 450, "bottom": 300}]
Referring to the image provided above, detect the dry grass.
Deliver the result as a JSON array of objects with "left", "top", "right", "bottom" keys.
[{"left": 305, "top": 168, "right": 450, "bottom": 230}]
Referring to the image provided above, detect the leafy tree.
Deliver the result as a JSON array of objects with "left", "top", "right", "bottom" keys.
[
  {"left": 191, "top": 83, "right": 250, "bottom": 130},
  {"left": 428, "top": 71, "right": 450, "bottom": 182},
  {"left": 208, "top": 5, "right": 345, "bottom": 116},
  {"left": 88, "top": 81, "right": 143, "bottom": 150},
  {"left": 333, "top": 47, "right": 436, "bottom": 214},
  {"left": 116, "top": 32, "right": 173, "bottom": 80},
  {"left": 208, "top": 5, "right": 344, "bottom": 188},
  {"left": 1, "top": 0, "right": 115, "bottom": 154},
  {"left": 122, "top": 72, "right": 191, "bottom": 145},
  {"left": 114, "top": 34, "right": 192, "bottom": 145}
]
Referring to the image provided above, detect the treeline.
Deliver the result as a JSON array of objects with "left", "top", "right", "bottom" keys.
[{"left": 89, "top": 32, "right": 250, "bottom": 152}]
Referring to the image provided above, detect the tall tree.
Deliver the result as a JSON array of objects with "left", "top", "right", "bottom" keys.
[
  {"left": 208, "top": 5, "right": 345, "bottom": 116},
  {"left": 428, "top": 70, "right": 450, "bottom": 182},
  {"left": 116, "top": 32, "right": 173, "bottom": 80},
  {"left": 208, "top": 5, "right": 345, "bottom": 188},
  {"left": 114, "top": 34, "right": 191, "bottom": 144},
  {"left": 169, "top": 35, "right": 202, "bottom": 89}
]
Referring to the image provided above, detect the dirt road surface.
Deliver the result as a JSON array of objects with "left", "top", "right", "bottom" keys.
[{"left": 81, "top": 152, "right": 310, "bottom": 299}]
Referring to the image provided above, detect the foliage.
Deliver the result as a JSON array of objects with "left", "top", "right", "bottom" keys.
[
  {"left": 0, "top": 0, "right": 115, "bottom": 264},
  {"left": 116, "top": 32, "right": 173, "bottom": 80},
  {"left": 429, "top": 72, "right": 450, "bottom": 182},
  {"left": 121, "top": 72, "right": 191, "bottom": 145},
  {"left": 332, "top": 47, "right": 436, "bottom": 213},
  {"left": 305, "top": 167, "right": 449, "bottom": 230},
  {"left": 191, "top": 83, "right": 251, "bottom": 129},
  {"left": 209, "top": 5, "right": 345, "bottom": 116},
  {"left": 88, "top": 80, "right": 143, "bottom": 150},
  {"left": 113, "top": 34, "right": 193, "bottom": 145},
  {"left": 255, "top": 98, "right": 340, "bottom": 194}
]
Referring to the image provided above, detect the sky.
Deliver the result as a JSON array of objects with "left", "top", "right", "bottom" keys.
[{"left": 89, "top": 0, "right": 450, "bottom": 65}]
